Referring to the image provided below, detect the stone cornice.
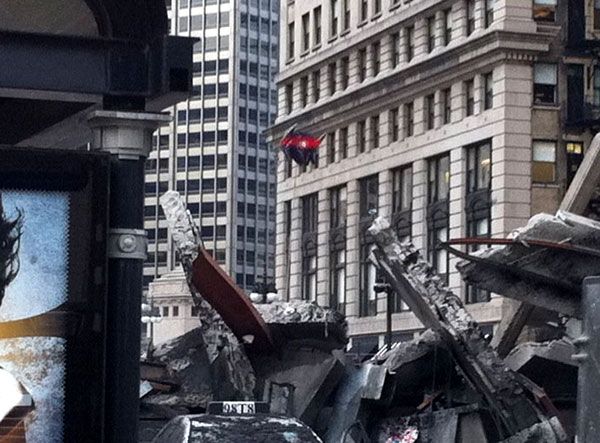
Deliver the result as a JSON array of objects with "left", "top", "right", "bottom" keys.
[{"left": 269, "top": 30, "right": 555, "bottom": 140}]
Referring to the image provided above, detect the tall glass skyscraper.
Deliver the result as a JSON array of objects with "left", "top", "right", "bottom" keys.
[{"left": 144, "top": 0, "right": 279, "bottom": 291}]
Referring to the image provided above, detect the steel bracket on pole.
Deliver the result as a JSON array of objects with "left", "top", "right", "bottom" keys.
[{"left": 108, "top": 228, "right": 147, "bottom": 260}]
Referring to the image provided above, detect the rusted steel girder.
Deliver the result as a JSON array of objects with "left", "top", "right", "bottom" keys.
[{"left": 368, "top": 217, "right": 562, "bottom": 441}]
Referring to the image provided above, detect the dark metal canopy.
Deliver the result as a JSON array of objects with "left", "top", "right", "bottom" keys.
[{"left": 0, "top": 0, "right": 193, "bottom": 146}]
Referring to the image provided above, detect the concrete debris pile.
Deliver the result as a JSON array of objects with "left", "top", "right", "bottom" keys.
[{"left": 142, "top": 192, "right": 590, "bottom": 442}]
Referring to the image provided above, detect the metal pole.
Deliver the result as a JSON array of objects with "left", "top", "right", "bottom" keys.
[
  {"left": 88, "top": 110, "right": 170, "bottom": 443},
  {"left": 386, "top": 287, "right": 392, "bottom": 349}
]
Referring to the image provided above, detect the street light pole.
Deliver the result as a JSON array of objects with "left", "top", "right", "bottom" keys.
[{"left": 88, "top": 110, "right": 170, "bottom": 443}]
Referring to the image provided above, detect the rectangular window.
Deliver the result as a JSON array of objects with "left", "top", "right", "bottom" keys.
[
  {"left": 288, "top": 22, "right": 295, "bottom": 59},
  {"left": 533, "top": 0, "right": 557, "bottom": 22},
  {"left": 466, "top": 141, "right": 492, "bottom": 193},
  {"left": 404, "top": 102, "right": 414, "bottom": 137},
  {"left": 357, "top": 120, "right": 366, "bottom": 153},
  {"left": 467, "top": 0, "right": 475, "bottom": 35},
  {"left": 370, "top": 115, "right": 380, "bottom": 149},
  {"left": 596, "top": 0, "right": 600, "bottom": 30},
  {"left": 360, "top": 0, "right": 368, "bottom": 22},
  {"left": 327, "top": 132, "right": 336, "bottom": 163},
  {"left": 428, "top": 154, "right": 450, "bottom": 204},
  {"left": 330, "top": 0, "right": 339, "bottom": 37},
  {"left": 314, "top": 6, "right": 322, "bottom": 46},
  {"left": 389, "top": 107, "right": 399, "bottom": 142},
  {"left": 173, "top": 306, "right": 179, "bottom": 317},
  {"left": 330, "top": 186, "right": 348, "bottom": 228},
  {"left": 443, "top": 9, "right": 452, "bottom": 45},
  {"left": 534, "top": 63, "right": 557, "bottom": 105},
  {"left": 442, "top": 87, "right": 452, "bottom": 124},
  {"left": 300, "top": 76, "right": 308, "bottom": 107},
  {"left": 312, "top": 70, "right": 320, "bottom": 102},
  {"left": 342, "top": 0, "right": 350, "bottom": 31},
  {"left": 392, "top": 165, "right": 413, "bottom": 213},
  {"left": 595, "top": 67, "right": 600, "bottom": 106},
  {"left": 162, "top": 306, "right": 169, "bottom": 317},
  {"left": 485, "top": 0, "right": 495, "bottom": 27},
  {"left": 341, "top": 57, "right": 350, "bottom": 89},
  {"left": 374, "top": 0, "right": 381, "bottom": 15},
  {"left": 391, "top": 32, "right": 400, "bottom": 68},
  {"left": 465, "top": 216, "right": 491, "bottom": 303},
  {"left": 427, "top": 16, "right": 436, "bottom": 53},
  {"left": 302, "top": 194, "right": 318, "bottom": 301},
  {"left": 302, "top": 13, "right": 310, "bottom": 52},
  {"left": 359, "top": 175, "right": 379, "bottom": 317},
  {"left": 285, "top": 83, "right": 293, "bottom": 113},
  {"left": 330, "top": 249, "right": 346, "bottom": 313},
  {"left": 358, "top": 48, "right": 367, "bottom": 82},
  {"left": 483, "top": 72, "right": 493, "bottom": 110},
  {"left": 465, "top": 79, "right": 474, "bottom": 116},
  {"left": 328, "top": 62, "right": 337, "bottom": 95},
  {"left": 371, "top": 41, "right": 381, "bottom": 76},
  {"left": 425, "top": 94, "right": 435, "bottom": 130},
  {"left": 532, "top": 140, "right": 556, "bottom": 183},
  {"left": 371, "top": 42, "right": 381, "bottom": 76},
  {"left": 340, "top": 127, "right": 349, "bottom": 159},
  {"left": 406, "top": 25, "right": 414, "bottom": 61}
]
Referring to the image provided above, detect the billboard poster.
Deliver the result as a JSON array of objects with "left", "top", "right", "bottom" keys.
[{"left": 0, "top": 147, "right": 109, "bottom": 442}]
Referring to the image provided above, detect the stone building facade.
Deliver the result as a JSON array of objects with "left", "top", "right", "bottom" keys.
[{"left": 269, "top": 0, "right": 600, "bottom": 350}]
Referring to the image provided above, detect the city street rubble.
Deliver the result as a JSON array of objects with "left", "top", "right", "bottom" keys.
[{"left": 143, "top": 193, "right": 589, "bottom": 442}]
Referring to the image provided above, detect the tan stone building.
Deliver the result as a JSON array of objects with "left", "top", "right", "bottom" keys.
[{"left": 269, "top": 0, "right": 600, "bottom": 353}]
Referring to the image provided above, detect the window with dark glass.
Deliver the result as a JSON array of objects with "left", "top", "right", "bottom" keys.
[
  {"left": 465, "top": 79, "right": 474, "bottom": 116},
  {"left": 357, "top": 120, "right": 366, "bottom": 153},
  {"left": 534, "top": 63, "right": 557, "bottom": 105},
  {"left": 427, "top": 16, "right": 435, "bottom": 53},
  {"left": 340, "top": 127, "right": 349, "bottom": 159},
  {"left": 314, "top": 6, "right": 322, "bottom": 46},
  {"left": 288, "top": 22, "right": 295, "bottom": 59},
  {"left": 391, "top": 32, "right": 400, "bottom": 68},
  {"left": 467, "top": 0, "right": 475, "bottom": 35},
  {"left": 372, "top": 41, "right": 381, "bottom": 76},
  {"left": 465, "top": 140, "right": 492, "bottom": 303},
  {"left": 404, "top": 102, "right": 414, "bottom": 137},
  {"left": 285, "top": 83, "right": 293, "bottom": 113},
  {"left": 443, "top": 9, "right": 452, "bottom": 45},
  {"left": 341, "top": 56, "right": 350, "bottom": 89},
  {"left": 358, "top": 48, "right": 367, "bottom": 82},
  {"left": 389, "top": 107, "right": 399, "bottom": 142},
  {"left": 330, "top": 0, "right": 339, "bottom": 36},
  {"left": 406, "top": 25, "right": 414, "bottom": 61},
  {"left": 483, "top": 72, "right": 493, "bottom": 110},
  {"left": 442, "top": 88, "right": 452, "bottom": 124},
  {"left": 300, "top": 76, "right": 308, "bottom": 107},
  {"left": 425, "top": 94, "right": 435, "bottom": 130},
  {"left": 360, "top": 0, "right": 368, "bottom": 22},
  {"left": 596, "top": 0, "right": 600, "bottom": 30},
  {"left": 485, "top": 0, "right": 494, "bottom": 27},
  {"left": 327, "top": 132, "right": 336, "bottom": 163},
  {"left": 370, "top": 115, "right": 380, "bottom": 149},
  {"left": 533, "top": 0, "right": 556, "bottom": 22},
  {"left": 342, "top": 0, "right": 350, "bottom": 31},
  {"left": 302, "top": 13, "right": 310, "bottom": 52},
  {"left": 392, "top": 164, "right": 412, "bottom": 241},
  {"left": 359, "top": 175, "right": 379, "bottom": 317},
  {"left": 328, "top": 62, "right": 337, "bottom": 95},
  {"left": 427, "top": 155, "right": 450, "bottom": 283},
  {"left": 313, "top": 70, "right": 321, "bottom": 102},
  {"left": 374, "top": 0, "right": 381, "bottom": 15},
  {"left": 329, "top": 186, "right": 347, "bottom": 312},
  {"left": 302, "top": 194, "right": 319, "bottom": 301}
]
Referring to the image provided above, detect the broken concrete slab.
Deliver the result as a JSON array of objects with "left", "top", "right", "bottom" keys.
[
  {"left": 368, "top": 216, "right": 558, "bottom": 440},
  {"left": 457, "top": 211, "right": 600, "bottom": 318},
  {"left": 254, "top": 301, "right": 347, "bottom": 351},
  {"left": 499, "top": 417, "right": 567, "bottom": 443}
]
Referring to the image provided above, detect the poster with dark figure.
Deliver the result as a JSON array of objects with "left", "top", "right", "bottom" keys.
[{"left": 0, "top": 191, "right": 69, "bottom": 442}]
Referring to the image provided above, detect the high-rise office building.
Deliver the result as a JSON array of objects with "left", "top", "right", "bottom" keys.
[
  {"left": 144, "top": 0, "right": 280, "bottom": 293},
  {"left": 270, "top": 0, "right": 598, "bottom": 354}
]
